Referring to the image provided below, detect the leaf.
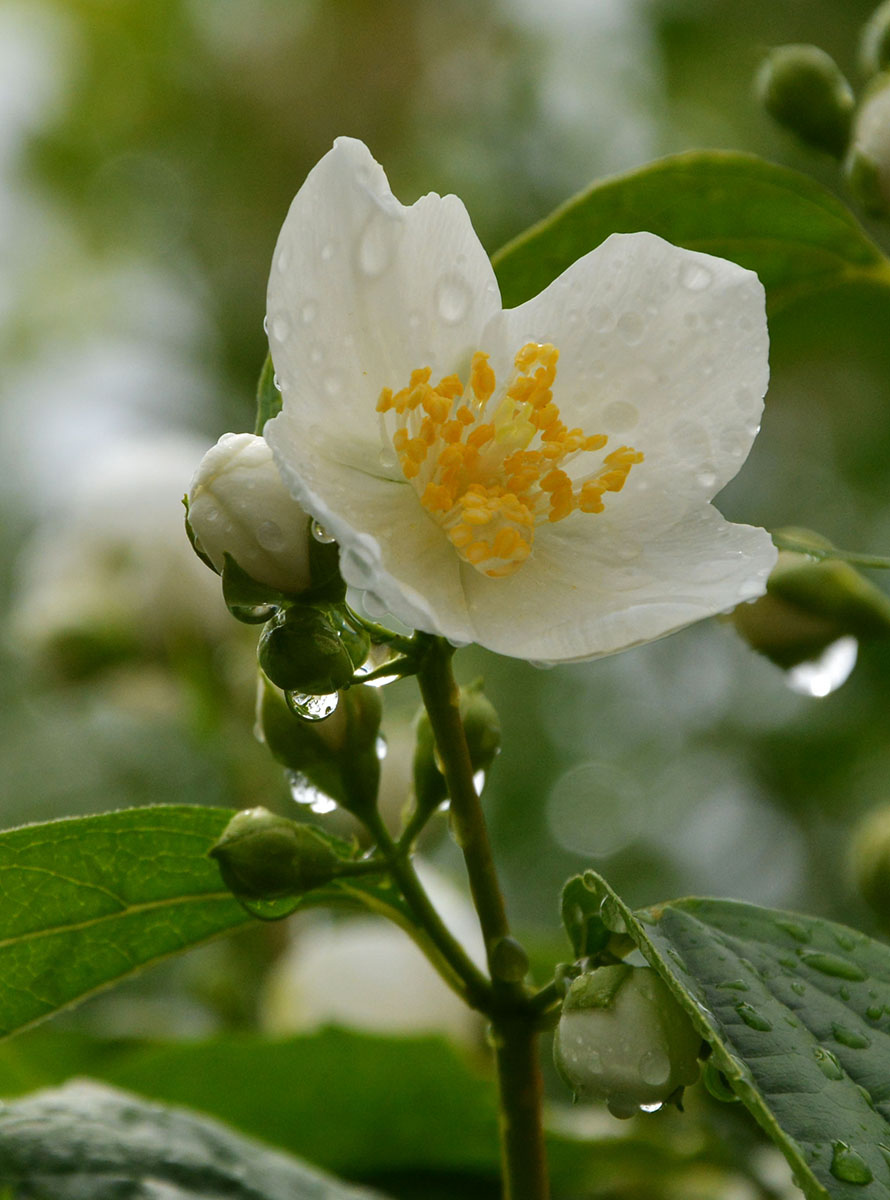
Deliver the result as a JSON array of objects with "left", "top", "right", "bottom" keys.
[
  {"left": 493, "top": 152, "right": 890, "bottom": 313},
  {"left": 254, "top": 352, "right": 282, "bottom": 434},
  {"left": 0, "top": 1078, "right": 387, "bottom": 1199},
  {"left": 577, "top": 871, "right": 890, "bottom": 1199}
]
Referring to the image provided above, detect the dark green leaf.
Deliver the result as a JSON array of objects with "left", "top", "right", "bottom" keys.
[
  {"left": 493, "top": 152, "right": 890, "bottom": 313},
  {"left": 254, "top": 352, "right": 282, "bottom": 435},
  {"left": 581, "top": 870, "right": 890, "bottom": 1199},
  {"left": 0, "top": 1078, "right": 387, "bottom": 1198}
]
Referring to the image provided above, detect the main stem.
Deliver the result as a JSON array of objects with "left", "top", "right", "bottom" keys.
[{"left": 416, "top": 637, "right": 550, "bottom": 1200}]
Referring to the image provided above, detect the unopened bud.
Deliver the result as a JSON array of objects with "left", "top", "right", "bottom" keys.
[
  {"left": 210, "top": 807, "right": 341, "bottom": 899},
  {"left": 187, "top": 433, "right": 313, "bottom": 596},
  {"left": 258, "top": 605, "right": 358, "bottom": 695},
  {"left": 861, "top": 1, "right": 890, "bottom": 77},
  {"left": 554, "top": 964, "right": 701, "bottom": 1117},
  {"left": 757, "top": 45, "right": 854, "bottom": 158},
  {"left": 851, "top": 805, "right": 890, "bottom": 923},
  {"left": 412, "top": 680, "right": 501, "bottom": 816},
  {"left": 846, "top": 77, "right": 890, "bottom": 216}
]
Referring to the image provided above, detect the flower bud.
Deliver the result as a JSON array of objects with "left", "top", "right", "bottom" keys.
[
  {"left": 861, "top": 1, "right": 890, "bottom": 77},
  {"left": 851, "top": 805, "right": 890, "bottom": 923},
  {"left": 258, "top": 605, "right": 357, "bottom": 694},
  {"left": 554, "top": 964, "right": 701, "bottom": 1117},
  {"left": 187, "top": 432, "right": 313, "bottom": 596},
  {"left": 210, "top": 807, "right": 342, "bottom": 899},
  {"left": 412, "top": 680, "right": 501, "bottom": 816},
  {"left": 845, "top": 76, "right": 890, "bottom": 216},
  {"left": 757, "top": 45, "right": 854, "bottom": 158}
]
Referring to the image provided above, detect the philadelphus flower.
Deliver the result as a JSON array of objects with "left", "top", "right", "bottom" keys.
[
  {"left": 264, "top": 138, "right": 776, "bottom": 661},
  {"left": 187, "top": 432, "right": 313, "bottom": 595}
]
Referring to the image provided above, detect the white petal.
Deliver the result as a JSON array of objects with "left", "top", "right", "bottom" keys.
[
  {"left": 485, "top": 232, "right": 768, "bottom": 538},
  {"left": 269, "top": 413, "right": 473, "bottom": 643},
  {"left": 266, "top": 137, "right": 501, "bottom": 457},
  {"left": 464, "top": 507, "right": 777, "bottom": 661}
]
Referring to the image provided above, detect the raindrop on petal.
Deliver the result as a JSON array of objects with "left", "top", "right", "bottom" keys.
[
  {"left": 680, "top": 262, "right": 713, "bottom": 291},
  {"left": 311, "top": 520, "right": 336, "bottom": 544}
]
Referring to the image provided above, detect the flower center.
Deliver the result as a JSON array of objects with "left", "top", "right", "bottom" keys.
[{"left": 376, "top": 342, "right": 643, "bottom": 578}]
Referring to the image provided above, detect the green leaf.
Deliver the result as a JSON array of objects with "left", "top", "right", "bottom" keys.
[
  {"left": 577, "top": 870, "right": 890, "bottom": 1199},
  {"left": 0, "top": 1078, "right": 388, "bottom": 1198},
  {"left": 254, "top": 352, "right": 282, "bottom": 434},
  {"left": 493, "top": 152, "right": 890, "bottom": 312}
]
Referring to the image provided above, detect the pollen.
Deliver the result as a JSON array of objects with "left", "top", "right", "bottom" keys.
[{"left": 376, "top": 344, "right": 643, "bottom": 578}]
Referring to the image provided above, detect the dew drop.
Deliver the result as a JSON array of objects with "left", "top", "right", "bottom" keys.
[
  {"left": 285, "top": 769, "right": 338, "bottom": 814},
  {"left": 830, "top": 1141, "right": 873, "bottom": 1185},
  {"left": 275, "top": 246, "right": 291, "bottom": 274},
  {"left": 379, "top": 445, "right": 399, "bottom": 472},
  {"left": 616, "top": 311, "right": 645, "bottom": 344},
  {"left": 786, "top": 637, "right": 858, "bottom": 698},
  {"left": 800, "top": 949, "right": 866, "bottom": 981},
  {"left": 638, "top": 1049, "right": 671, "bottom": 1087},
  {"left": 285, "top": 691, "right": 339, "bottom": 722},
  {"left": 375, "top": 735, "right": 387, "bottom": 761},
  {"left": 435, "top": 274, "right": 472, "bottom": 325},
  {"left": 681, "top": 261, "right": 713, "bottom": 291},
  {"left": 599, "top": 896, "right": 627, "bottom": 934},
  {"left": 311, "top": 520, "right": 336, "bottom": 544},
  {"left": 320, "top": 242, "right": 334, "bottom": 261},
  {"left": 696, "top": 465, "right": 718, "bottom": 490},
  {"left": 323, "top": 370, "right": 344, "bottom": 397},
  {"left": 262, "top": 314, "right": 269, "bottom": 334},
  {"left": 777, "top": 920, "right": 811, "bottom": 944},
  {"left": 299, "top": 300, "right": 317, "bottom": 325},
  {"left": 716, "top": 979, "right": 749, "bottom": 992},
  {"left": 473, "top": 768, "right": 486, "bottom": 793},
  {"left": 638, "top": 1101, "right": 664, "bottom": 1114},
  {"left": 867, "top": 1004, "right": 885, "bottom": 1020},
  {"left": 256, "top": 520, "right": 285, "bottom": 551},
  {"left": 735, "top": 1001, "right": 773, "bottom": 1032},
  {"left": 269, "top": 315, "right": 289, "bottom": 342},
  {"left": 589, "top": 306, "right": 615, "bottom": 333},
  {"left": 273, "top": 372, "right": 282, "bottom": 392},
  {"left": 813, "top": 1045, "right": 844, "bottom": 1080},
  {"left": 790, "top": 981, "right": 806, "bottom": 996},
  {"left": 357, "top": 213, "right": 394, "bottom": 277},
  {"left": 832, "top": 1023, "right": 871, "bottom": 1049}
]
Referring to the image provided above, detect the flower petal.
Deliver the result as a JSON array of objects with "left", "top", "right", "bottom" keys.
[
  {"left": 265, "top": 137, "right": 501, "bottom": 457},
  {"left": 463, "top": 507, "right": 776, "bottom": 661},
  {"left": 485, "top": 231, "right": 768, "bottom": 533}
]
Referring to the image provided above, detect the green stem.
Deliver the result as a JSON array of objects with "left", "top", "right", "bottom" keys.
[
  {"left": 416, "top": 636, "right": 550, "bottom": 1200},
  {"left": 772, "top": 532, "right": 890, "bottom": 570}
]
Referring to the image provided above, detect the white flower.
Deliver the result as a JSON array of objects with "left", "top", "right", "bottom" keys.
[
  {"left": 187, "top": 432, "right": 313, "bottom": 595},
  {"left": 264, "top": 137, "right": 776, "bottom": 661}
]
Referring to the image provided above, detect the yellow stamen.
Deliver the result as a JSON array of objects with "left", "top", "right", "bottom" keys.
[{"left": 376, "top": 342, "right": 643, "bottom": 577}]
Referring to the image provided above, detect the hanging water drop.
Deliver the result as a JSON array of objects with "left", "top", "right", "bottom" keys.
[
  {"left": 311, "top": 520, "right": 336, "bottom": 544},
  {"left": 375, "top": 735, "right": 387, "bottom": 761},
  {"left": 285, "top": 769, "right": 338, "bottom": 814},
  {"left": 638, "top": 1101, "right": 664, "bottom": 1114},
  {"left": 285, "top": 691, "right": 339, "bottom": 722},
  {"left": 812, "top": 1045, "right": 844, "bottom": 1080},
  {"left": 473, "top": 768, "right": 486, "bottom": 793},
  {"left": 273, "top": 372, "right": 282, "bottom": 392},
  {"left": 786, "top": 636, "right": 858, "bottom": 697},
  {"left": 735, "top": 1001, "right": 773, "bottom": 1032}
]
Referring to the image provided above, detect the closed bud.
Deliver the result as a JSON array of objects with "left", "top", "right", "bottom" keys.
[
  {"left": 757, "top": 45, "right": 854, "bottom": 158},
  {"left": 846, "top": 77, "right": 890, "bottom": 216},
  {"left": 187, "top": 433, "right": 313, "bottom": 596},
  {"left": 851, "top": 805, "right": 890, "bottom": 923},
  {"left": 258, "top": 605, "right": 355, "bottom": 695},
  {"left": 861, "top": 1, "right": 890, "bottom": 77},
  {"left": 554, "top": 964, "right": 701, "bottom": 1117},
  {"left": 412, "top": 680, "right": 501, "bottom": 816},
  {"left": 210, "top": 807, "right": 341, "bottom": 899}
]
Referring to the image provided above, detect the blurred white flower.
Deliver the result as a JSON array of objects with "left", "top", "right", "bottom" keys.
[
  {"left": 188, "top": 431, "right": 313, "bottom": 595},
  {"left": 12, "top": 436, "right": 230, "bottom": 661},
  {"left": 265, "top": 137, "right": 775, "bottom": 662},
  {"left": 260, "top": 860, "right": 485, "bottom": 1044}
]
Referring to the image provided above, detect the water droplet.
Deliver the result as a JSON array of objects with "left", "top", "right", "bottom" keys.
[
  {"left": 599, "top": 895, "right": 627, "bottom": 934},
  {"left": 735, "top": 1001, "right": 773, "bottom": 1032},
  {"left": 832, "top": 1023, "right": 870, "bottom": 1049},
  {"left": 323, "top": 370, "right": 344, "bottom": 397},
  {"left": 285, "top": 691, "right": 339, "bottom": 722},
  {"left": 299, "top": 300, "right": 317, "bottom": 325},
  {"left": 435, "top": 274, "right": 472, "bottom": 325},
  {"left": 601, "top": 400, "right": 639, "bottom": 431},
  {"left": 311, "top": 520, "right": 336, "bottom": 544},
  {"left": 357, "top": 212, "right": 394, "bottom": 277},
  {"left": 616, "top": 311, "right": 645, "bottom": 344},
  {"left": 275, "top": 245, "right": 291, "bottom": 274},
  {"left": 638, "top": 1101, "right": 664, "bottom": 1114},
  {"left": 716, "top": 979, "right": 749, "bottom": 992},
  {"left": 269, "top": 315, "right": 290, "bottom": 342},
  {"left": 790, "top": 981, "right": 806, "bottom": 996},
  {"left": 375, "top": 735, "right": 387, "bottom": 761},
  {"left": 263, "top": 314, "right": 269, "bottom": 334},
  {"left": 786, "top": 636, "right": 858, "bottom": 698},
  {"left": 379, "top": 444, "right": 398, "bottom": 472},
  {"left": 285, "top": 769, "right": 338, "bottom": 814},
  {"left": 230, "top": 603, "right": 277, "bottom": 624},
  {"left": 867, "top": 1004, "right": 884, "bottom": 1020},
  {"left": 589, "top": 305, "right": 615, "bottom": 333},
  {"left": 681, "top": 261, "right": 713, "bottom": 291},
  {"left": 355, "top": 645, "right": 401, "bottom": 689},
  {"left": 256, "top": 520, "right": 285, "bottom": 551},
  {"left": 777, "top": 920, "right": 811, "bottom": 944},
  {"left": 638, "top": 1049, "right": 671, "bottom": 1087},
  {"left": 273, "top": 372, "right": 282, "bottom": 392},
  {"left": 830, "top": 1141, "right": 873, "bottom": 1185},
  {"left": 800, "top": 950, "right": 866, "bottom": 981},
  {"left": 321, "top": 242, "right": 334, "bottom": 261},
  {"left": 834, "top": 929, "right": 859, "bottom": 952},
  {"left": 696, "top": 465, "right": 718, "bottom": 490},
  {"left": 813, "top": 1045, "right": 844, "bottom": 1080},
  {"left": 473, "top": 768, "right": 486, "bottom": 793}
]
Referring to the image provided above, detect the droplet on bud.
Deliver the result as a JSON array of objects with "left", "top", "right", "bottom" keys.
[
  {"left": 311, "top": 521, "right": 337, "bottom": 545},
  {"left": 285, "top": 691, "right": 340, "bottom": 721}
]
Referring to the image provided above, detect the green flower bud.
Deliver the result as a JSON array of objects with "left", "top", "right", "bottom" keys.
[
  {"left": 412, "top": 680, "right": 501, "bottom": 816},
  {"left": 258, "top": 605, "right": 356, "bottom": 694},
  {"left": 757, "top": 45, "right": 854, "bottom": 158},
  {"left": 851, "top": 805, "right": 890, "bottom": 923},
  {"left": 846, "top": 76, "right": 890, "bottom": 216},
  {"left": 554, "top": 964, "right": 701, "bottom": 1117},
  {"left": 861, "top": 1, "right": 890, "bottom": 77},
  {"left": 210, "top": 807, "right": 342, "bottom": 899},
  {"left": 732, "top": 529, "right": 890, "bottom": 669}
]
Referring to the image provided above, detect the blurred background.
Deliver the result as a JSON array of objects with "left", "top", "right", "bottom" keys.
[{"left": 2, "top": 0, "right": 890, "bottom": 1195}]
